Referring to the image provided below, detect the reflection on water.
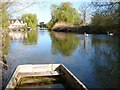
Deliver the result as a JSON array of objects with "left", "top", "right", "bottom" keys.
[
  {"left": 91, "top": 37, "right": 119, "bottom": 88},
  {"left": 8, "top": 30, "right": 38, "bottom": 45},
  {"left": 9, "top": 31, "right": 27, "bottom": 41},
  {"left": 50, "top": 31, "right": 80, "bottom": 56},
  {"left": 23, "top": 30, "right": 38, "bottom": 45},
  {"left": 2, "top": 30, "right": 120, "bottom": 89}
]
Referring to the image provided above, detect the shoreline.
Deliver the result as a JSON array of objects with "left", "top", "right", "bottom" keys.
[{"left": 50, "top": 26, "right": 120, "bottom": 35}]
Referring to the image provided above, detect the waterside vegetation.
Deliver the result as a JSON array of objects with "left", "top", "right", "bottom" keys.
[
  {"left": 47, "top": 2, "right": 120, "bottom": 35},
  {"left": 22, "top": 14, "right": 38, "bottom": 29},
  {"left": 47, "top": 2, "right": 82, "bottom": 29}
]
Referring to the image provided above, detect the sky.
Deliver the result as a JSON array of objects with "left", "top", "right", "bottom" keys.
[{"left": 11, "top": 1, "right": 92, "bottom": 24}]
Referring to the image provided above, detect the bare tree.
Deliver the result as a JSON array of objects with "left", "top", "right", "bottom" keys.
[
  {"left": 91, "top": 1, "right": 120, "bottom": 25},
  {"left": 79, "top": 3, "right": 91, "bottom": 26},
  {"left": 0, "top": 1, "right": 36, "bottom": 15}
]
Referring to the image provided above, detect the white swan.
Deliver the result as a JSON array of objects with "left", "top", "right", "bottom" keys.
[
  {"left": 108, "top": 32, "right": 113, "bottom": 35},
  {"left": 84, "top": 32, "right": 88, "bottom": 36},
  {"left": 109, "top": 33, "right": 113, "bottom": 35}
]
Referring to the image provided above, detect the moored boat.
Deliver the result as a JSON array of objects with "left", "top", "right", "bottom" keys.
[{"left": 6, "top": 64, "right": 88, "bottom": 89}]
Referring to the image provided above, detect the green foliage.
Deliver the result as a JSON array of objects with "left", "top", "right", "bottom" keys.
[
  {"left": 0, "top": 2, "right": 9, "bottom": 29},
  {"left": 50, "top": 32, "right": 80, "bottom": 56},
  {"left": 91, "top": 2, "right": 120, "bottom": 26},
  {"left": 47, "top": 2, "right": 81, "bottom": 29},
  {"left": 2, "top": 33, "right": 10, "bottom": 55},
  {"left": 91, "top": 14, "right": 118, "bottom": 26},
  {"left": 39, "top": 22, "right": 46, "bottom": 28},
  {"left": 47, "top": 20, "right": 54, "bottom": 29},
  {"left": 22, "top": 14, "right": 38, "bottom": 28}
]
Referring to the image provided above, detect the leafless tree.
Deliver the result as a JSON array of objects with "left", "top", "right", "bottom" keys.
[
  {"left": 79, "top": 3, "right": 91, "bottom": 26},
  {"left": 0, "top": 1, "right": 36, "bottom": 15}
]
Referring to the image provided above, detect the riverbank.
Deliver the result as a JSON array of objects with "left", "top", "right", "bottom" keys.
[
  {"left": 0, "top": 29, "right": 3, "bottom": 90},
  {"left": 50, "top": 25, "right": 120, "bottom": 35},
  {"left": 0, "top": 30, "right": 10, "bottom": 64}
]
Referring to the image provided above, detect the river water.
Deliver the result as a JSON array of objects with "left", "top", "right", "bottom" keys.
[{"left": 2, "top": 29, "right": 120, "bottom": 89}]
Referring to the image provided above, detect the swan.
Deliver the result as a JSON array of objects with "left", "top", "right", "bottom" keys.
[
  {"left": 108, "top": 32, "right": 113, "bottom": 35},
  {"left": 109, "top": 33, "right": 113, "bottom": 35},
  {"left": 84, "top": 32, "right": 88, "bottom": 36}
]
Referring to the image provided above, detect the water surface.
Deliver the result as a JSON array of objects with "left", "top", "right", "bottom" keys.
[{"left": 3, "top": 29, "right": 120, "bottom": 89}]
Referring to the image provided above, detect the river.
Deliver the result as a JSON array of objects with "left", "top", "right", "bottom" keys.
[{"left": 2, "top": 29, "right": 120, "bottom": 89}]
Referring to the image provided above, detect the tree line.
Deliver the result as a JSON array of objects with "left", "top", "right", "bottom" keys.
[
  {"left": 1, "top": 1, "right": 120, "bottom": 33},
  {"left": 91, "top": 2, "right": 120, "bottom": 26},
  {"left": 46, "top": 1, "right": 120, "bottom": 34}
]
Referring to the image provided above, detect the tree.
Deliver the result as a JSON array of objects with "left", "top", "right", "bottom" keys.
[
  {"left": 47, "top": 2, "right": 82, "bottom": 29},
  {"left": 115, "top": 2, "right": 120, "bottom": 25},
  {"left": 39, "top": 22, "right": 46, "bottom": 28},
  {"left": 0, "top": 1, "right": 35, "bottom": 15},
  {"left": 22, "top": 14, "right": 38, "bottom": 28},
  {"left": 91, "top": 14, "right": 118, "bottom": 26},
  {"left": 0, "top": 2, "right": 9, "bottom": 29},
  {"left": 0, "top": 1, "right": 35, "bottom": 29},
  {"left": 91, "top": 1, "right": 120, "bottom": 26},
  {"left": 79, "top": 3, "right": 91, "bottom": 26}
]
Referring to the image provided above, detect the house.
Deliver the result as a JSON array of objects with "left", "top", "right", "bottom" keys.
[{"left": 8, "top": 19, "right": 27, "bottom": 29}]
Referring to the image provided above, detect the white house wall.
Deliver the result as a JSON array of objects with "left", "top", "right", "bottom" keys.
[{"left": 8, "top": 19, "right": 27, "bottom": 29}]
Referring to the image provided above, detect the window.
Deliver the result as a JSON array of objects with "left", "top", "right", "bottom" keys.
[
  {"left": 12, "top": 25, "right": 14, "bottom": 28},
  {"left": 12, "top": 20, "right": 14, "bottom": 23},
  {"left": 21, "top": 20, "right": 23, "bottom": 24}
]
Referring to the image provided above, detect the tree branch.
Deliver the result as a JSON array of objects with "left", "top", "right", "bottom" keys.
[{"left": 8, "top": 2, "right": 35, "bottom": 15}]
